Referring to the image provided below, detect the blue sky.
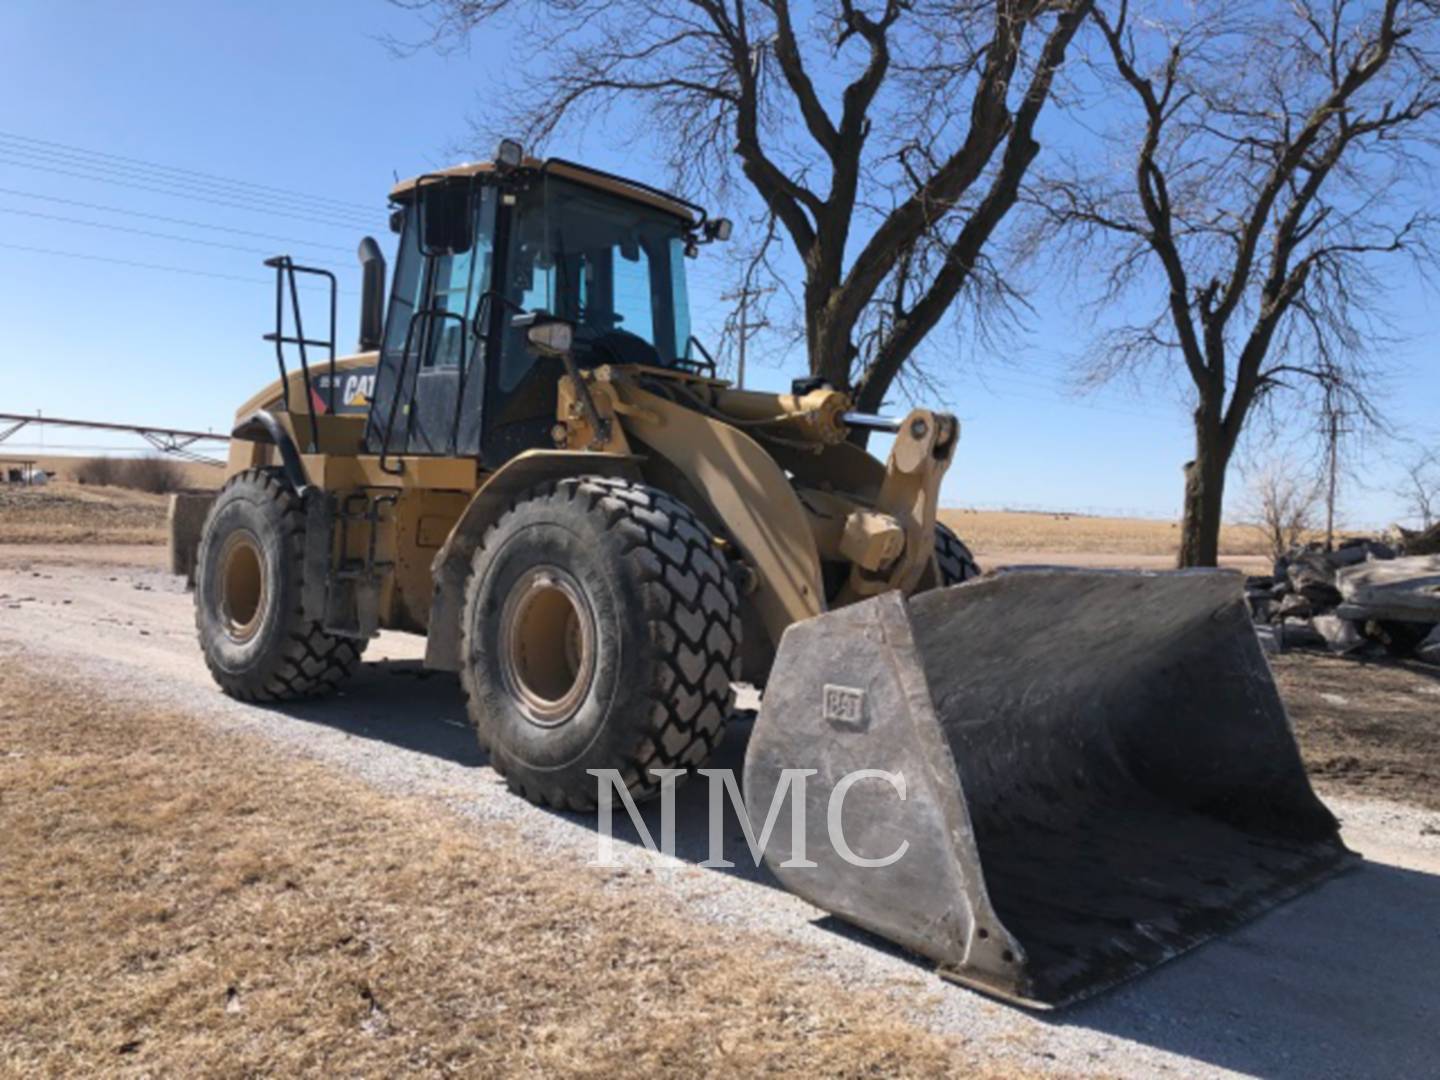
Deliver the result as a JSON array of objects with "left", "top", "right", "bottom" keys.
[{"left": 1, "top": 0, "right": 1433, "bottom": 527}]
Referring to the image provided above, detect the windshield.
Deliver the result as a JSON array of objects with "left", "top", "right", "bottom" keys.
[{"left": 499, "top": 175, "right": 691, "bottom": 391}]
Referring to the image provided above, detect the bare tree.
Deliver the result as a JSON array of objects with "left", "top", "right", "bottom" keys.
[
  {"left": 1239, "top": 457, "right": 1325, "bottom": 562},
  {"left": 1035, "top": 0, "right": 1440, "bottom": 565},
  {"left": 391, "top": 0, "right": 1093, "bottom": 416},
  {"left": 1397, "top": 447, "right": 1440, "bottom": 527}
]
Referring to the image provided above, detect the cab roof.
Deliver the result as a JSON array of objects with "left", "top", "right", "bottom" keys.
[{"left": 388, "top": 158, "right": 697, "bottom": 225}]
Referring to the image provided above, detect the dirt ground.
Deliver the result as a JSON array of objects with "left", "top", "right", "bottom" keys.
[{"left": 1273, "top": 652, "right": 1440, "bottom": 812}]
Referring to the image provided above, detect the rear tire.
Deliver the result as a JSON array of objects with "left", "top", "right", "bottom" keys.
[
  {"left": 934, "top": 521, "right": 982, "bottom": 585},
  {"left": 194, "top": 468, "right": 364, "bottom": 701},
  {"left": 460, "top": 476, "right": 741, "bottom": 810}
]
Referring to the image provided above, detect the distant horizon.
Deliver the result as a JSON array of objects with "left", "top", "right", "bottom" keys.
[{"left": 16, "top": 447, "right": 1402, "bottom": 533}]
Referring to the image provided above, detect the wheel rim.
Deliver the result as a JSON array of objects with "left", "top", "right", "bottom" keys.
[
  {"left": 218, "top": 529, "right": 266, "bottom": 643},
  {"left": 498, "top": 565, "right": 596, "bottom": 727}
]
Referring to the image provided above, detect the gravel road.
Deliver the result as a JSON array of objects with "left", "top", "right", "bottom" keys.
[{"left": 3, "top": 545, "right": 1438, "bottom": 1079}]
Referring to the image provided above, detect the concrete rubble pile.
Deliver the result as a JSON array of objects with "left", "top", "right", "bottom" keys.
[{"left": 1247, "top": 537, "right": 1440, "bottom": 665}]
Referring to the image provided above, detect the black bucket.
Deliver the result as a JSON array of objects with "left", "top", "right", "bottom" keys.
[{"left": 744, "top": 569, "right": 1356, "bottom": 1008}]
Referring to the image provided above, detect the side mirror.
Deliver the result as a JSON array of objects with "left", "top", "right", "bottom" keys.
[
  {"left": 706, "top": 217, "right": 733, "bottom": 242},
  {"left": 417, "top": 177, "right": 474, "bottom": 256}
]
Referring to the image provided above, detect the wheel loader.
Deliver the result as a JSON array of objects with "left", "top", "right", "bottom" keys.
[{"left": 179, "top": 144, "right": 1354, "bottom": 1008}]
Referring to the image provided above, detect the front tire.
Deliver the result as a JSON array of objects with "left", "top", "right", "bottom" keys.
[
  {"left": 934, "top": 520, "right": 982, "bottom": 585},
  {"left": 460, "top": 476, "right": 741, "bottom": 810},
  {"left": 194, "top": 468, "right": 364, "bottom": 701}
]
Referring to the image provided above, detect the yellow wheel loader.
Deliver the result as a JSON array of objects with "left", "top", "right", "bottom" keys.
[{"left": 179, "top": 147, "right": 1353, "bottom": 1008}]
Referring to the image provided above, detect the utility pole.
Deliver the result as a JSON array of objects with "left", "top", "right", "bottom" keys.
[
  {"left": 1325, "top": 410, "right": 1338, "bottom": 549},
  {"left": 721, "top": 284, "right": 771, "bottom": 389},
  {"left": 1320, "top": 380, "right": 1350, "bottom": 551}
]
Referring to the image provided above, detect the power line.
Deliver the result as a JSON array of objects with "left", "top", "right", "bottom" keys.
[
  {"left": 963, "top": 362, "right": 1182, "bottom": 412},
  {"left": 0, "top": 147, "right": 381, "bottom": 230},
  {"left": 0, "top": 154, "right": 383, "bottom": 232},
  {"left": 0, "top": 240, "right": 354, "bottom": 292},
  {"left": 0, "top": 130, "right": 381, "bottom": 215},
  {"left": 959, "top": 378, "right": 1177, "bottom": 423},
  {"left": 3, "top": 442, "right": 178, "bottom": 452},
  {"left": 0, "top": 185, "right": 357, "bottom": 251},
  {"left": 0, "top": 136, "right": 384, "bottom": 226},
  {"left": 0, "top": 205, "right": 348, "bottom": 268},
  {"left": 968, "top": 367, "right": 1149, "bottom": 402}
]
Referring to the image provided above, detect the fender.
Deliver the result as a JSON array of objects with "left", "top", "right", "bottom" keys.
[
  {"left": 615, "top": 382, "right": 827, "bottom": 645},
  {"left": 423, "top": 449, "right": 643, "bottom": 671},
  {"left": 231, "top": 409, "right": 309, "bottom": 492}
]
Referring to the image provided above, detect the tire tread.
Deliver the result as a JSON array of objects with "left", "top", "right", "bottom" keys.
[
  {"left": 195, "top": 468, "right": 364, "bottom": 702},
  {"left": 934, "top": 521, "right": 982, "bottom": 586},
  {"left": 460, "top": 475, "right": 741, "bottom": 810}
]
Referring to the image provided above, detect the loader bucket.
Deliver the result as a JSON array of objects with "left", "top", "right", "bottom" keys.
[{"left": 743, "top": 568, "right": 1355, "bottom": 1009}]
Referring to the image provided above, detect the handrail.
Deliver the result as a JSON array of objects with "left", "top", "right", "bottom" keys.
[{"left": 263, "top": 255, "right": 338, "bottom": 452}]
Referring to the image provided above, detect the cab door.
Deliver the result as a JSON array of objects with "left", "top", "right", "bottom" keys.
[{"left": 367, "top": 182, "right": 497, "bottom": 459}]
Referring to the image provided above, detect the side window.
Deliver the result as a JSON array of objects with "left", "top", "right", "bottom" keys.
[
  {"left": 500, "top": 235, "right": 556, "bottom": 393},
  {"left": 380, "top": 206, "right": 424, "bottom": 363},
  {"left": 612, "top": 244, "right": 653, "bottom": 344},
  {"left": 425, "top": 248, "right": 473, "bottom": 369},
  {"left": 515, "top": 261, "right": 555, "bottom": 318},
  {"left": 667, "top": 236, "right": 691, "bottom": 360},
  {"left": 426, "top": 189, "right": 496, "bottom": 369}
]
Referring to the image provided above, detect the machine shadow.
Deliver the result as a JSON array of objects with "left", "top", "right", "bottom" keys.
[
  {"left": 543, "top": 711, "right": 787, "bottom": 889},
  {"left": 805, "top": 850, "right": 1440, "bottom": 1078},
  {"left": 1057, "top": 860, "right": 1440, "bottom": 1078},
  {"left": 266, "top": 658, "right": 787, "bottom": 889},
  {"left": 268, "top": 658, "right": 486, "bottom": 766}
]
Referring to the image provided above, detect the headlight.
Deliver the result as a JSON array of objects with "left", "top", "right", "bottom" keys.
[
  {"left": 495, "top": 138, "right": 524, "bottom": 169},
  {"left": 527, "top": 319, "right": 573, "bottom": 356}
]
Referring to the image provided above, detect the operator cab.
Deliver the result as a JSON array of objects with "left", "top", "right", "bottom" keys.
[{"left": 362, "top": 151, "right": 727, "bottom": 467}]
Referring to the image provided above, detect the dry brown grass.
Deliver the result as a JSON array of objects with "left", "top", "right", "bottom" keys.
[
  {"left": 940, "top": 509, "right": 1272, "bottom": 558},
  {"left": 4, "top": 470, "right": 1270, "bottom": 560},
  {"left": 0, "top": 483, "right": 170, "bottom": 545},
  {"left": 0, "top": 661, "right": 1031, "bottom": 1077}
]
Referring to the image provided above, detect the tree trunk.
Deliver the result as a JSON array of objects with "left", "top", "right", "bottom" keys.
[{"left": 1177, "top": 420, "right": 1229, "bottom": 568}]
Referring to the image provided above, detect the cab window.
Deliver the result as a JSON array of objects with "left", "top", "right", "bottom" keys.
[
  {"left": 497, "top": 176, "right": 691, "bottom": 392},
  {"left": 380, "top": 187, "right": 496, "bottom": 373}
]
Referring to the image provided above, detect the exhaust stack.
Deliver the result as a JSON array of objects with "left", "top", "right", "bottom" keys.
[{"left": 358, "top": 236, "right": 386, "bottom": 352}]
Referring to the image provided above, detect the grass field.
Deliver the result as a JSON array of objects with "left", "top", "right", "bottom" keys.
[
  {"left": 5, "top": 473, "right": 1272, "bottom": 563},
  {"left": 0, "top": 483, "right": 171, "bottom": 545},
  {"left": 944, "top": 506, "right": 1272, "bottom": 558},
  {"left": 939, "top": 508, "right": 1271, "bottom": 558}
]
